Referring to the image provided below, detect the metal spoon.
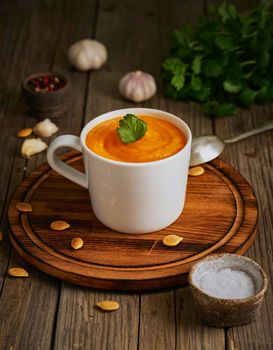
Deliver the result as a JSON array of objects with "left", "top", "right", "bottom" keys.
[{"left": 190, "top": 120, "right": 273, "bottom": 167}]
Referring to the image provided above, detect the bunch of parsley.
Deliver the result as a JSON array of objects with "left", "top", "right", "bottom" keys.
[{"left": 162, "top": 2, "right": 273, "bottom": 117}]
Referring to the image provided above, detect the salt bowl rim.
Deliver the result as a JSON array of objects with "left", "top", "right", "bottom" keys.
[{"left": 188, "top": 253, "right": 268, "bottom": 304}]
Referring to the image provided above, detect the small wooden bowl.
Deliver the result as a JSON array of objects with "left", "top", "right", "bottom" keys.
[
  {"left": 189, "top": 254, "right": 267, "bottom": 327},
  {"left": 21, "top": 72, "right": 70, "bottom": 119}
]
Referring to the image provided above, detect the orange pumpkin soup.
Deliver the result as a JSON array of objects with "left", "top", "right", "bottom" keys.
[{"left": 86, "top": 115, "right": 186, "bottom": 163}]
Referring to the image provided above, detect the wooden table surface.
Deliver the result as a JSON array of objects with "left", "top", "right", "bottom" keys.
[{"left": 0, "top": 0, "right": 272, "bottom": 349}]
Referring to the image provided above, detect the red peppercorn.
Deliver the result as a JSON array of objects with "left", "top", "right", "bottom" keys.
[{"left": 27, "top": 74, "right": 65, "bottom": 93}]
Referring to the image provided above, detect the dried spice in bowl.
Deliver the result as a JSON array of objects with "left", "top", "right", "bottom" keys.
[
  {"left": 21, "top": 72, "right": 70, "bottom": 119},
  {"left": 26, "top": 74, "right": 66, "bottom": 93}
]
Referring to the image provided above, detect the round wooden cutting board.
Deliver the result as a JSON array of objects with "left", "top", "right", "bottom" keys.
[{"left": 8, "top": 151, "right": 258, "bottom": 291}]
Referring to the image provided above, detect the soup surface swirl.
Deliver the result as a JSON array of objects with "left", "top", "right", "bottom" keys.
[{"left": 86, "top": 115, "right": 186, "bottom": 163}]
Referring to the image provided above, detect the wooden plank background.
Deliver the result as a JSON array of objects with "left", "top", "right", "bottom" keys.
[{"left": 0, "top": 0, "right": 272, "bottom": 349}]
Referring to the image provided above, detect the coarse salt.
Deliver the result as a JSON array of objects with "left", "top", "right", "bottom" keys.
[{"left": 198, "top": 267, "right": 256, "bottom": 299}]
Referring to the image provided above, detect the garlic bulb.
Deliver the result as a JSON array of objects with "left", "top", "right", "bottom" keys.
[
  {"left": 21, "top": 138, "right": 47, "bottom": 159},
  {"left": 33, "top": 119, "right": 58, "bottom": 138},
  {"left": 68, "top": 39, "right": 107, "bottom": 71},
  {"left": 119, "top": 71, "right": 157, "bottom": 102}
]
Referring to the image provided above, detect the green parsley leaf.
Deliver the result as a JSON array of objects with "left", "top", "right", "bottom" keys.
[
  {"left": 223, "top": 80, "right": 242, "bottom": 93},
  {"left": 163, "top": 57, "right": 187, "bottom": 90},
  {"left": 190, "top": 75, "right": 202, "bottom": 91},
  {"left": 162, "top": 1, "right": 273, "bottom": 117},
  {"left": 238, "top": 85, "right": 259, "bottom": 107},
  {"left": 202, "top": 59, "right": 224, "bottom": 77},
  {"left": 192, "top": 55, "right": 202, "bottom": 74},
  {"left": 215, "top": 35, "right": 234, "bottom": 50},
  {"left": 202, "top": 101, "right": 238, "bottom": 117},
  {"left": 258, "top": 50, "right": 270, "bottom": 68},
  {"left": 116, "top": 114, "right": 147, "bottom": 144},
  {"left": 218, "top": 2, "right": 237, "bottom": 22},
  {"left": 256, "top": 84, "right": 273, "bottom": 104}
]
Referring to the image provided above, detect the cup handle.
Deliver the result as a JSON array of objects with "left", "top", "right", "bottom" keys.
[{"left": 47, "top": 135, "right": 88, "bottom": 189}]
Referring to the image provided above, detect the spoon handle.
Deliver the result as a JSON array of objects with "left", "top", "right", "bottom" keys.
[{"left": 224, "top": 119, "right": 273, "bottom": 143}]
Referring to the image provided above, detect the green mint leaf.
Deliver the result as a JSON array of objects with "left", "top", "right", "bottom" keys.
[{"left": 116, "top": 114, "right": 147, "bottom": 144}]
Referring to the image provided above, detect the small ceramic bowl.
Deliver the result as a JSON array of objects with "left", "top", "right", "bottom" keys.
[
  {"left": 21, "top": 72, "right": 70, "bottom": 119},
  {"left": 189, "top": 254, "right": 267, "bottom": 327}
]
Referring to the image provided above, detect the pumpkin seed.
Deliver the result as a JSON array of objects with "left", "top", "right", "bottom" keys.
[
  {"left": 8, "top": 267, "right": 29, "bottom": 277},
  {"left": 189, "top": 166, "right": 204, "bottom": 176},
  {"left": 0, "top": 231, "right": 3, "bottom": 242},
  {"left": 163, "top": 234, "right": 183, "bottom": 247},
  {"left": 50, "top": 220, "right": 70, "bottom": 231},
  {"left": 96, "top": 300, "right": 120, "bottom": 311},
  {"left": 16, "top": 202, "right": 33, "bottom": 212},
  {"left": 17, "top": 128, "right": 33, "bottom": 138},
  {"left": 71, "top": 237, "right": 83, "bottom": 250}
]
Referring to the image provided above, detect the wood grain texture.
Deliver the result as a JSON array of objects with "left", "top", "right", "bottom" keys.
[
  {"left": 210, "top": 9, "right": 273, "bottom": 349},
  {"left": 0, "top": 252, "right": 59, "bottom": 350},
  {"left": 83, "top": 3, "right": 220, "bottom": 350},
  {"left": 211, "top": 0, "right": 273, "bottom": 348},
  {"left": 137, "top": 0, "right": 225, "bottom": 348},
  {"left": 215, "top": 106, "right": 273, "bottom": 350},
  {"left": 1, "top": 0, "right": 272, "bottom": 349},
  {"left": 54, "top": 283, "right": 139, "bottom": 350},
  {"left": 0, "top": 0, "right": 43, "bottom": 291},
  {"left": 203, "top": 2, "right": 273, "bottom": 348},
  {"left": 175, "top": 287, "right": 225, "bottom": 350},
  {"left": 0, "top": 1, "right": 66, "bottom": 349},
  {"left": 51, "top": 0, "right": 146, "bottom": 347},
  {"left": 0, "top": 0, "right": 97, "bottom": 349},
  {"left": 8, "top": 151, "right": 258, "bottom": 290},
  {"left": 138, "top": 291, "right": 176, "bottom": 350}
]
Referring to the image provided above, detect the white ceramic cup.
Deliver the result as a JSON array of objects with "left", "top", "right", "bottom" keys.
[{"left": 47, "top": 108, "right": 192, "bottom": 234}]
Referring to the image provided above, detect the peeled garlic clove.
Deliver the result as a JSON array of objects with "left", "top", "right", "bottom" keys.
[
  {"left": 33, "top": 119, "right": 58, "bottom": 138},
  {"left": 119, "top": 70, "right": 157, "bottom": 102},
  {"left": 68, "top": 39, "right": 107, "bottom": 71},
  {"left": 21, "top": 138, "right": 47, "bottom": 159}
]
